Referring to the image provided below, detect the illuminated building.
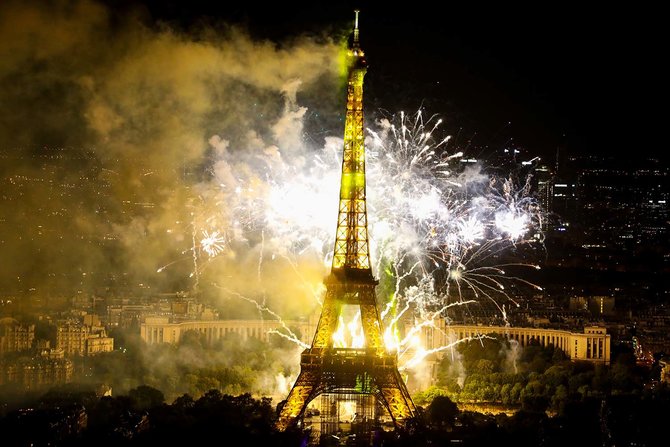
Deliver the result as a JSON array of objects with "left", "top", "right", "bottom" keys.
[
  {"left": 0, "top": 317, "right": 35, "bottom": 354},
  {"left": 83, "top": 313, "right": 101, "bottom": 327},
  {"left": 56, "top": 323, "right": 114, "bottom": 356},
  {"left": 85, "top": 332, "right": 114, "bottom": 355},
  {"left": 534, "top": 163, "right": 553, "bottom": 230},
  {"left": 276, "top": 11, "right": 416, "bottom": 436},
  {"left": 107, "top": 304, "right": 156, "bottom": 328},
  {"left": 0, "top": 350, "right": 74, "bottom": 389},
  {"left": 56, "top": 324, "right": 88, "bottom": 356},
  {"left": 568, "top": 295, "right": 616, "bottom": 317},
  {"left": 660, "top": 358, "right": 670, "bottom": 384},
  {"left": 546, "top": 155, "right": 668, "bottom": 272},
  {"left": 435, "top": 324, "right": 611, "bottom": 364},
  {"left": 140, "top": 317, "right": 314, "bottom": 345}
]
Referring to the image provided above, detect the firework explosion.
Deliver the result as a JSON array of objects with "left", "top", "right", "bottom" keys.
[
  {"left": 366, "top": 110, "right": 543, "bottom": 369},
  {"left": 160, "top": 104, "right": 545, "bottom": 372}
]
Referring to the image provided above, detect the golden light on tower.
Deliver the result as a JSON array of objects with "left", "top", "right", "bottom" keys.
[
  {"left": 332, "top": 9, "right": 369, "bottom": 272},
  {"left": 275, "top": 11, "right": 417, "bottom": 434}
]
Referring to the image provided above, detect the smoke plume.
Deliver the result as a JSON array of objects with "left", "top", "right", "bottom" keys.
[{"left": 0, "top": 0, "right": 343, "bottom": 319}]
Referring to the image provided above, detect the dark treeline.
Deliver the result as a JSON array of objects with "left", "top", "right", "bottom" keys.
[
  {"left": 2, "top": 332, "right": 668, "bottom": 446},
  {"left": 1, "top": 381, "right": 669, "bottom": 446},
  {"left": 0, "top": 385, "right": 303, "bottom": 446}
]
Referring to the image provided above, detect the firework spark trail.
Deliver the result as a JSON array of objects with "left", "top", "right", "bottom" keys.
[
  {"left": 267, "top": 329, "right": 310, "bottom": 349},
  {"left": 156, "top": 257, "right": 189, "bottom": 274},
  {"left": 191, "top": 224, "right": 199, "bottom": 291},
  {"left": 212, "top": 284, "right": 309, "bottom": 349},
  {"left": 166, "top": 106, "right": 545, "bottom": 372},
  {"left": 379, "top": 256, "right": 420, "bottom": 321},
  {"left": 399, "top": 334, "right": 494, "bottom": 371},
  {"left": 391, "top": 297, "right": 476, "bottom": 358},
  {"left": 258, "top": 230, "right": 264, "bottom": 282}
]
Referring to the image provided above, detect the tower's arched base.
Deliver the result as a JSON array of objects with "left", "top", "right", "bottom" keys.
[{"left": 276, "top": 348, "right": 416, "bottom": 434}]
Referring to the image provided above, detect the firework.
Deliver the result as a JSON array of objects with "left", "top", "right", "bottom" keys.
[
  {"left": 200, "top": 230, "right": 226, "bottom": 257},
  {"left": 366, "top": 110, "right": 542, "bottom": 322},
  {"left": 164, "top": 106, "right": 545, "bottom": 373}
]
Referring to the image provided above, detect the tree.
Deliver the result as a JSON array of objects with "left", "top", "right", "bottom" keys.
[
  {"left": 172, "top": 393, "right": 195, "bottom": 411},
  {"left": 129, "top": 385, "right": 165, "bottom": 411},
  {"left": 542, "top": 364, "right": 568, "bottom": 388},
  {"left": 475, "top": 358, "right": 495, "bottom": 375},
  {"left": 550, "top": 384, "right": 568, "bottom": 416},
  {"left": 426, "top": 395, "right": 459, "bottom": 428},
  {"left": 458, "top": 336, "right": 506, "bottom": 372},
  {"left": 521, "top": 381, "right": 548, "bottom": 413},
  {"left": 510, "top": 382, "right": 525, "bottom": 404},
  {"left": 500, "top": 383, "right": 513, "bottom": 405},
  {"left": 412, "top": 385, "right": 448, "bottom": 406}
]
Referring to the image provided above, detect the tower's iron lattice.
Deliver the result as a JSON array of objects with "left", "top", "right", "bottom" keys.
[{"left": 276, "top": 10, "right": 417, "bottom": 433}]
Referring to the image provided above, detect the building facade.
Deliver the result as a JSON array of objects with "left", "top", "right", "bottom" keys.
[
  {"left": 441, "top": 324, "right": 610, "bottom": 364},
  {"left": 56, "top": 324, "right": 114, "bottom": 356},
  {"left": 0, "top": 318, "right": 35, "bottom": 354},
  {"left": 140, "top": 317, "right": 314, "bottom": 346},
  {"left": 0, "top": 354, "right": 73, "bottom": 389}
]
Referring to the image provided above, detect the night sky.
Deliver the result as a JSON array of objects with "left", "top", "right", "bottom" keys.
[
  {"left": 126, "top": 1, "right": 666, "bottom": 163},
  {"left": 0, "top": 0, "right": 665, "bottom": 296}
]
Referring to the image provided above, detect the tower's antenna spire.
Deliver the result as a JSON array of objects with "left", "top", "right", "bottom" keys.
[{"left": 353, "top": 9, "right": 360, "bottom": 49}]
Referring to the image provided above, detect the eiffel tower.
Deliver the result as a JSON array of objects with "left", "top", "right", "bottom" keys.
[{"left": 276, "top": 10, "right": 417, "bottom": 433}]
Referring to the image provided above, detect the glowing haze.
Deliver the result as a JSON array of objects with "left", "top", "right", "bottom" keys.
[
  {"left": 0, "top": 1, "right": 544, "bottom": 387},
  {"left": 0, "top": 0, "right": 341, "bottom": 303}
]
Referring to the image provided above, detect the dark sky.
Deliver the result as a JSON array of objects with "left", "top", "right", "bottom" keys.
[
  {"left": 124, "top": 1, "right": 666, "bottom": 164},
  {"left": 0, "top": 0, "right": 664, "bottom": 297}
]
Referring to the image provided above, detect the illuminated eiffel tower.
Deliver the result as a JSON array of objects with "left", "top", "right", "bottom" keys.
[{"left": 276, "top": 10, "right": 416, "bottom": 433}]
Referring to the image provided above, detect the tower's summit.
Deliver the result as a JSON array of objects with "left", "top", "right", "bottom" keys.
[
  {"left": 349, "top": 9, "right": 366, "bottom": 68},
  {"left": 354, "top": 10, "right": 359, "bottom": 38}
]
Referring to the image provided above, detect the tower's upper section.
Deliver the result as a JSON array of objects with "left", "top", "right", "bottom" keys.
[
  {"left": 330, "top": 10, "right": 373, "bottom": 280},
  {"left": 347, "top": 9, "right": 367, "bottom": 71}
]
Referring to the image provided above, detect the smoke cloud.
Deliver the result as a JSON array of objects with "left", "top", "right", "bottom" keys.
[
  {"left": 0, "top": 0, "right": 343, "bottom": 318},
  {"left": 0, "top": 2, "right": 545, "bottom": 403}
]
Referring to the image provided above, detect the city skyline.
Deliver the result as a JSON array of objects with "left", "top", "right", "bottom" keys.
[{"left": 0, "top": 3, "right": 669, "bottom": 445}]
